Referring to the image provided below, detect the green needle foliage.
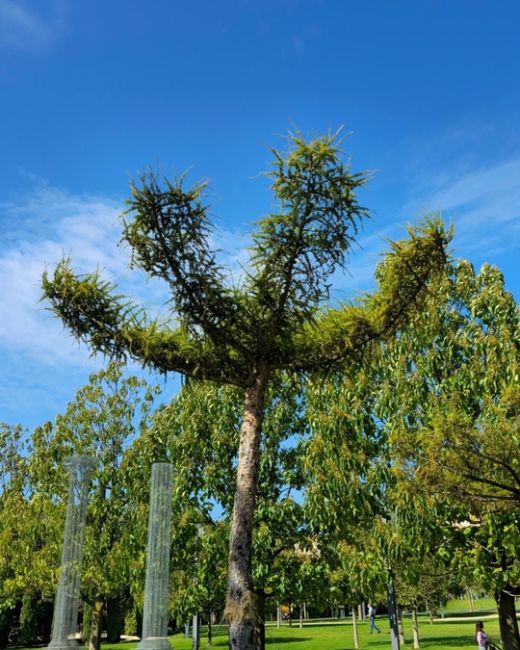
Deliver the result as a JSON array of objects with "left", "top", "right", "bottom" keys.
[{"left": 42, "top": 130, "right": 450, "bottom": 650}]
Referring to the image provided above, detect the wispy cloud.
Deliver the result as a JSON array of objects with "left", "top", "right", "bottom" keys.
[
  {"left": 0, "top": 184, "right": 126, "bottom": 366},
  {"left": 0, "top": 182, "right": 257, "bottom": 369},
  {"left": 407, "top": 157, "right": 520, "bottom": 258},
  {"left": 0, "top": 0, "right": 64, "bottom": 51}
]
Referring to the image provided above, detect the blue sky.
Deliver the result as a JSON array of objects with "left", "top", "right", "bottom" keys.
[{"left": 1, "top": 0, "right": 519, "bottom": 430}]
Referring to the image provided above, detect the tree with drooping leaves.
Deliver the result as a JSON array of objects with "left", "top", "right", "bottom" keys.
[
  {"left": 42, "top": 130, "right": 450, "bottom": 650},
  {"left": 378, "top": 259, "right": 520, "bottom": 650}
]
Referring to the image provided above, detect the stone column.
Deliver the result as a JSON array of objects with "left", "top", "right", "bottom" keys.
[
  {"left": 138, "top": 463, "right": 173, "bottom": 650},
  {"left": 191, "top": 613, "right": 199, "bottom": 650},
  {"left": 48, "top": 455, "right": 95, "bottom": 650}
]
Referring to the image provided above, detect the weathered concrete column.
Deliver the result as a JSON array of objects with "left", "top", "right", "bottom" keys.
[
  {"left": 48, "top": 455, "right": 95, "bottom": 650},
  {"left": 138, "top": 463, "right": 173, "bottom": 650},
  {"left": 191, "top": 613, "right": 200, "bottom": 650}
]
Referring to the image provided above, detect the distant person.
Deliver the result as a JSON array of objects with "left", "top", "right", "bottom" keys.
[
  {"left": 368, "top": 602, "right": 381, "bottom": 634},
  {"left": 476, "top": 621, "right": 490, "bottom": 650}
]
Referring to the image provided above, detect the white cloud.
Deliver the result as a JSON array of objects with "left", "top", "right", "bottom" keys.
[
  {"left": 0, "top": 0, "right": 64, "bottom": 51},
  {"left": 0, "top": 182, "right": 256, "bottom": 369},
  {"left": 0, "top": 185, "right": 132, "bottom": 366},
  {"left": 407, "top": 157, "right": 520, "bottom": 258}
]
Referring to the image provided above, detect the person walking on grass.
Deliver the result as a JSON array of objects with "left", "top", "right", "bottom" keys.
[
  {"left": 476, "top": 621, "right": 491, "bottom": 650},
  {"left": 368, "top": 602, "right": 381, "bottom": 634}
]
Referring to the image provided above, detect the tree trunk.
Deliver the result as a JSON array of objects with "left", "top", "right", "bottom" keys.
[
  {"left": 226, "top": 371, "right": 268, "bottom": 650},
  {"left": 276, "top": 604, "right": 281, "bottom": 629},
  {"left": 398, "top": 605, "right": 405, "bottom": 646},
  {"left": 288, "top": 599, "right": 292, "bottom": 627},
  {"left": 299, "top": 604, "right": 303, "bottom": 629},
  {"left": 257, "top": 589, "right": 266, "bottom": 650},
  {"left": 388, "top": 574, "right": 400, "bottom": 650},
  {"left": 82, "top": 601, "right": 92, "bottom": 644},
  {"left": 412, "top": 606, "right": 420, "bottom": 649},
  {"left": 429, "top": 610, "right": 434, "bottom": 625},
  {"left": 496, "top": 589, "right": 520, "bottom": 650},
  {"left": 207, "top": 612, "right": 212, "bottom": 646},
  {"left": 352, "top": 606, "right": 360, "bottom": 650},
  {"left": 89, "top": 600, "right": 104, "bottom": 650},
  {"left": 303, "top": 603, "right": 308, "bottom": 620},
  {"left": 192, "top": 613, "right": 200, "bottom": 650},
  {"left": 106, "top": 597, "right": 122, "bottom": 643}
]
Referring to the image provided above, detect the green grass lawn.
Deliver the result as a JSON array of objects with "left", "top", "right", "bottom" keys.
[{"left": 100, "top": 616, "right": 500, "bottom": 650}]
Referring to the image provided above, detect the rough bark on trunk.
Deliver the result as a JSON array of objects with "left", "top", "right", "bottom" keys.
[
  {"left": 352, "top": 606, "right": 360, "bottom": 650},
  {"left": 226, "top": 371, "right": 268, "bottom": 650},
  {"left": 89, "top": 600, "right": 104, "bottom": 650},
  {"left": 496, "top": 589, "right": 520, "bottom": 650},
  {"left": 412, "top": 606, "right": 420, "bottom": 649}
]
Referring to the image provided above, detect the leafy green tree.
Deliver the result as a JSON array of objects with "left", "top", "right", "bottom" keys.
[
  {"left": 42, "top": 131, "right": 449, "bottom": 650},
  {"left": 20, "top": 590, "right": 39, "bottom": 646},
  {"left": 28, "top": 363, "right": 158, "bottom": 650},
  {"left": 379, "top": 260, "right": 520, "bottom": 650}
]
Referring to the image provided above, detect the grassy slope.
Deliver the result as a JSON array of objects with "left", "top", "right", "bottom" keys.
[{"left": 101, "top": 616, "right": 500, "bottom": 650}]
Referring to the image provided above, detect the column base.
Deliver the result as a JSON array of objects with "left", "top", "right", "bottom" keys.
[
  {"left": 47, "top": 640, "right": 79, "bottom": 650},
  {"left": 137, "top": 637, "right": 171, "bottom": 650}
]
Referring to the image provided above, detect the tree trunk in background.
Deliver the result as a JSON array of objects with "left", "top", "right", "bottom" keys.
[
  {"left": 429, "top": 610, "right": 434, "bottom": 625},
  {"left": 106, "top": 597, "right": 122, "bottom": 643},
  {"left": 388, "top": 574, "right": 400, "bottom": 650},
  {"left": 82, "top": 602, "right": 92, "bottom": 644},
  {"left": 467, "top": 588, "right": 475, "bottom": 612},
  {"left": 496, "top": 589, "right": 520, "bottom": 650},
  {"left": 303, "top": 603, "right": 308, "bottom": 620},
  {"left": 226, "top": 372, "right": 268, "bottom": 650},
  {"left": 207, "top": 613, "right": 212, "bottom": 646},
  {"left": 89, "top": 600, "right": 104, "bottom": 650},
  {"left": 257, "top": 589, "right": 266, "bottom": 650},
  {"left": 412, "top": 606, "right": 420, "bottom": 649},
  {"left": 276, "top": 604, "right": 281, "bottom": 629},
  {"left": 299, "top": 605, "right": 303, "bottom": 629},
  {"left": 398, "top": 605, "right": 405, "bottom": 646},
  {"left": 352, "top": 606, "right": 360, "bottom": 650},
  {"left": 288, "top": 600, "right": 292, "bottom": 627}
]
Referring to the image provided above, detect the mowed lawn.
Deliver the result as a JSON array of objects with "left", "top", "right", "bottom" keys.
[{"left": 100, "top": 616, "right": 500, "bottom": 650}]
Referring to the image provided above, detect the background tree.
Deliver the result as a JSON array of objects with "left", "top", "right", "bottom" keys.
[
  {"left": 380, "top": 260, "right": 520, "bottom": 650},
  {"left": 28, "top": 363, "right": 158, "bottom": 650},
  {"left": 42, "top": 130, "right": 450, "bottom": 650}
]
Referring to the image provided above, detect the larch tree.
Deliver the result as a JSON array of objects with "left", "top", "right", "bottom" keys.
[{"left": 42, "top": 131, "right": 449, "bottom": 650}]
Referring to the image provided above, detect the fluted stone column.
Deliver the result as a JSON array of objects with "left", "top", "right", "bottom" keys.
[
  {"left": 48, "top": 455, "right": 95, "bottom": 650},
  {"left": 138, "top": 463, "right": 173, "bottom": 650}
]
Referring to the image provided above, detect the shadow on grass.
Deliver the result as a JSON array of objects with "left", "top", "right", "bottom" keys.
[
  {"left": 266, "top": 638, "right": 312, "bottom": 645},
  {"left": 420, "top": 636, "right": 476, "bottom": 647},
  {"left": 359, "top": 635, "right": 477, "bottom": 648}
]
